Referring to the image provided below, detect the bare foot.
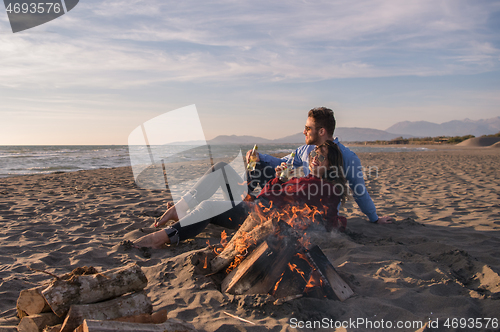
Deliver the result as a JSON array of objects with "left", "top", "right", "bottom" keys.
[
  {"left": 121, "top": 240, "right": 152, "bottom": 258},
  {"left": 133, "top": 230, "right": 170, "bottom": 249},
  {"left": 377, "top": 216, "right": 395, "bottom": 224},
  {"left": 153, "top": 202, "right": 178, "bottom": 228}
]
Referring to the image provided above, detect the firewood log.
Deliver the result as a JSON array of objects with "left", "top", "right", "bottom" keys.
[
  {"left": 221, "top": 238, "right": 298, "bottom": 295},
  {"left": 17, "top": 313, "right": 63, "bottom": 332},
  {"left": 16, "top": 287, "right": 51, "bottom": 318},
  {"left": 237, "top": 211, "right": 266, "bottom": 233},
  {"left": 78, "top": 318, "right": 199, "bottom": 332},
  {"left": 221, "top": 212, "right": 267, "bottom": 251},
  {"left": 211, "top": 219, "right": 274, "bottom": 273},
  {"left": 59, "top": 291, "right": 152, "bottom": 332},
  {"left": 212, "top": 212, "right": 262, "bottom": 256},
  {"left": 0, "top": 327, "right": 20, "bottom": 332},
  {"left": 42, "top": 263, "right": 147, "bottom": 317},
  {"left": 306, "top": 246, "right": 354, "bottom": 301},
  {"left": 42, "top": 325, "right": 61, "bottom": 332},
  {"left": 113, "top": 309, "right": 168, "bottom": 324}
]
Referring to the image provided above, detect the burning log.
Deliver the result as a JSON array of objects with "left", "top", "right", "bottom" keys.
[
  {"left": 305, "top": 245, "right": 354, "bottom": 301},
  {"left": 42, "top": 263, "right": 148, "bottom": 317},
  {"left": 211, "top": 217, "right": 275, "bottom": 274},
  {"left": 272, "top": 252, "right": 314, "bottom": 299},
  {"left": 221, "top": 238, "right": 297, "bottom": 295},
  {"left": 211, "top": 199, "right": 353, "bottom": 301},
  {"left": 16, "top": 286, "right": 52, "bottom": 318},
  {"left": 219, "top": 236, "right": 353, "bottom": 301},
  {"left": 17, "top": 313, "right": 63, "bottom": 332},
  {"left": 59, "top": 291, "right": 152, "bottom": 332}
]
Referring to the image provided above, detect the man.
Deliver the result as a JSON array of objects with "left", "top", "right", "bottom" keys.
[{"left": 246, "top": 107, "right": 393, "bottom": 224}]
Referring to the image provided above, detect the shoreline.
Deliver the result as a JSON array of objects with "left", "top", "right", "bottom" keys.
[{"left": 0, "top": 144, "right": 470, "bottom": 180}]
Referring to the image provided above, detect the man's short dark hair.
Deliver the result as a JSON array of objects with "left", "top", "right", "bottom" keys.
[{"left": 308, "top": 107, "right": 335, "bottom": 136}]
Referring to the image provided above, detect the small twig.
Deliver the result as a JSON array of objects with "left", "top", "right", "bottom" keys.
[
  {"left": 204, "top": 271, "right": 219, "bottom": 277},
  {"left": 27, "top": 266, "right": 60, "bottom": 280},
  {"left": 20, "top": 280, "right": 42, "bottom": 286},
  {"left": 273, "top": 294, "right": 303, "bottom": 305},
  {"left": 223, "top": 311, "right": 256, "bottom": 325}
]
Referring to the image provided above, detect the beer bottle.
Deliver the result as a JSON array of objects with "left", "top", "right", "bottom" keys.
[
  {"left": 279, "top": 152, "right": 296, "bottom": 181},
  {"left": 247, "top": 144, "right": 259, "bottom": 171}
]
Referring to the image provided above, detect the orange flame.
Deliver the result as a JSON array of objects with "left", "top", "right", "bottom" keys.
[
  {"left": 226, "top": 255, "right": 244, "bottom": 274},
  {"left": 216, "top": 200, "right": 332, "bottom": 275},
  {"left": 288, "top": 263, "right": 307, "bottom": 282},
  {"left": 304, "top": 270, "right": 324, "bottom": 295},
  {"left": 221, "top": 230, "right": 228, "bottom": 247},
  {"left": 225, "top": 230, "right": 254, "bottom": 274},
  {"left": 272, "top": 271, "right": 285, "bottom": 295},
  {"left": 298, "top": 235, "right": 311, "bottom": 249}
]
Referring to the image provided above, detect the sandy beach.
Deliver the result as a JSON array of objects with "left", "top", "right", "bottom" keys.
[{"left": 1, "top": 147, "right": 499, "bottom": 331}]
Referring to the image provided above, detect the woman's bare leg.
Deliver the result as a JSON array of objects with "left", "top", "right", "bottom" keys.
[
  {"left": 153, "top": 199, "right": 189, "bottom": 228},
  {"left": 133, "top": 230, "right": 170, "bottom": 249},
  {"left": 153, "top": 203, "right": 178, "bottom": 227}
]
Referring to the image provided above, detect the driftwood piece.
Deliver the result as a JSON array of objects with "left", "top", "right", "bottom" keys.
[
  {"left": 17, "top": 313, "right": 63, "bottom": 332},
  {"left": 211, "top": 218, "right": 275, "bottom": 273},
  {"left": 306, "top": 245, "right": 354, "bottom": 301},
  {"left": 42, "top": 263, "right": 148, "bottom": 317},
  {"left": 17, "top": 287, "right": 52, "bottom": 318},
  {"left": 113, "top": 309, "right": 168, "bottom": 324},
  {"left": 77, "top": 318, "right": 198, "bottom": 332},
  {"left": 59, "top": 291, "right": 152, "bottom": 332}
]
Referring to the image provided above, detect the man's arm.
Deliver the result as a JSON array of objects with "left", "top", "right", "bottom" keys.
[
  {"left": 342, "top": 150, "right": 379, "bottom": 222},
  {"left": 258, "top": 153, "right": 288, "bottom": 169},
  {"left": 247, "top": 146, "right": 307, "bottom": 169},
  {"left": 341, "top": 151, "right": 394, "bottom": 224}
]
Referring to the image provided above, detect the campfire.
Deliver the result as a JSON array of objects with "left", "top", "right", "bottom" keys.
[{"left": 202, "top": 202, "right": 353, "bottom": 302}]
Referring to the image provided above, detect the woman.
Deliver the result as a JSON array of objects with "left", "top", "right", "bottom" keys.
[{"left": 132, "top": 140, "right": 348, "bottom": 249}]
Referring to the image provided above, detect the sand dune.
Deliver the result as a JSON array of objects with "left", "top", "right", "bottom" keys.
[
  {"left": 456, "top": 136, "right": 500, "bottom": 147},
  {"left": 490, "top": 142, "right": 500, "bottom": 148},
  {"left": 1, "top": 148, "right": 500, "bottom": 331}
]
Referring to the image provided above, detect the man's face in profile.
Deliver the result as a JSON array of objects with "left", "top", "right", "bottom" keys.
[{"left": 304, "top": 117, "right": 320, "bottom": 145}]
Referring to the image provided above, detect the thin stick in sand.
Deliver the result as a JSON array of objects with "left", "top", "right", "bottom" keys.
[{"left": 223, "top": 311, "right": 256, "bottom": 325}]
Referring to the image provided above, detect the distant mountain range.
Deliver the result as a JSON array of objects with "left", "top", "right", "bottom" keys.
[
  {"left": 385, "top": 116, "right": 500, "bottom": 138},
  {"left": 207, "top": 128, "right": 408, "bottom": 144},
  {"left": 200, "top": 116, "right": 500, "bottom": 144}
]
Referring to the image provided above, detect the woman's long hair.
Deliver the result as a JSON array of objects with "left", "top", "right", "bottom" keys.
[{"left": 316, "top": 140, "right": 349, "bottom": 204}]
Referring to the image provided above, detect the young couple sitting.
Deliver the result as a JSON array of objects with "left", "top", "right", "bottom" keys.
[
  {"left": 132, "top": 106, "right": 393, "bottom": 250},
  {"left": 133, "top": 140, "right": 348, "bottom": 249}
]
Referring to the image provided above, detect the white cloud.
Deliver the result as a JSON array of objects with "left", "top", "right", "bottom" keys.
[{"left": 0, "top": 0, "right": 499, "bottom": 89}]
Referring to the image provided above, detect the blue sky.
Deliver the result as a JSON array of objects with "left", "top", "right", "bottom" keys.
[{"left": 1, "top": 0, "right": 499, "bottom": 144}]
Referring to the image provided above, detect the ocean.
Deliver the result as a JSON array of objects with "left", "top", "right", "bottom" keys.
[{"left": 0, "top": 144, "right": 430, "bottom": 178}]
